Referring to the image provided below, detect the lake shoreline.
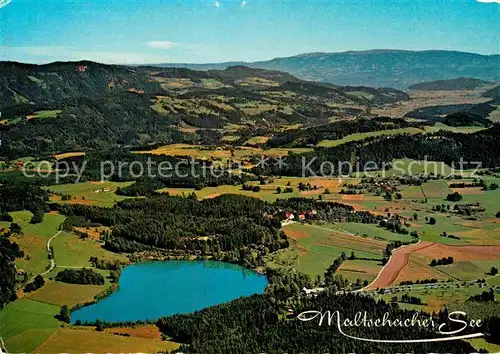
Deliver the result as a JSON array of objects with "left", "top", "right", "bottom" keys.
[{"left": 69, "top": 259, "right": 269, "bottom": 325}]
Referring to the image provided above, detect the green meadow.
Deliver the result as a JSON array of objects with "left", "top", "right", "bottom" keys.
[
  {"left": 266, "top": 223, "right": 386, "bottom": 278},
  {"left": 0, "top": 299, "right": 59, "bottom": 353},
  {"left": 51, "top": 231, "right": 128, "bottom": 268},
  {"left": 3, "top": 212, "right": 65, "bottom": 276},
  {"left": 317, "top": 127, "right": 423, "bottom": 147},
  {"left": 47, "top": 181, "right": 134, "bottom": 207}
]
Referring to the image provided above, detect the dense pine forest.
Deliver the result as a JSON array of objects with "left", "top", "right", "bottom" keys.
[
  {"left": 157, "top": 292, "right": 484, "bottom": 353},
  {"left": 0, "top": 238, "right": 23, "bottom": 309},
  {"left": 54, "top": 195, "right": 379, "bottom": 264}
]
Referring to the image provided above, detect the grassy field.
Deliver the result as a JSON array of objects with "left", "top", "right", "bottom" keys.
[
  {"left": 26, "top": 279, "right": 109, "bottom": 307},
  {"left": 337, "top": 259, "right": 383, "bottom": 283},
  {"left": 467, "top": 338, "right": 500, "bottom": 354},
  {"left": 392, "top": 243, "right": 500, "bottom": 285},
  {"left": 245, "top": 136, "right": 270, "bottom": 145},
  {"left": 158, "top": 184, "right": 302, "bottom": 202},
  {"left": 435, "top": 260, "right": 500, "bottom": 280},
  {"left": 134, "top": 143, "right": 313, "bottom": 161},
  {"left": 336, "top": 222, "right": 414, "bottom": 242},
  {"left": 221, "top": 135, "right": 240, "bottom": 142},
  {"left": 403, "top": 214, "right": 471, "bottom": 243},
  {"left": 47, "top": 181, "right": 134, "bottom": 207},
  {"left": 401, "top": 186, "right": 427, "bottom": 200},
  {"left": 317, "top": 127, "right": 424, "bottom": 147},
  {"left": 27, "top": 110, "right": 62, "bottom": 120},
  {"left": 393, "top": 159, "right": 455, "bottom": 177},
  {"left": 372, "top": 89, "right": 493, "bottom": 118},
  {"left": 0, "top": 299, "right": 179, "bottom": 353},
  {"left": 456, "top": 226, "right": 500, "bottom": 246},
  {"left": 272, "top": 223, "right": 386, "bottom": 278},
  {"left": 4, "top": 212, "right": 65, "bottom": 276},
  {"left": 51, "top": 231, "right": 128, "bottom": 268},
  {"left": 0, "top": 210, "right": 32, "bottom": 231},
  {"left": 158, "top": 177, "right": 351, "bottom": 202},
  {"left": 421, "top": 180, "right": 452, "bottom": 199},
  {"left": 352, "top": 158, "right": 456, "bottom": 178},
  {"left": 0, "top": 299, "right": 59, "bottom": 353},
  {"left": 374, "top": 273, "right": 500, "bottom": 316},
  {"left": 424, "top": 122, "right": 487, "bottom": 134},
  {"left": 462, "top": 188, "right": 500, "bottom": 217},
  {"left": 34, "top": 328, "right": 180, "bottom": 354}
]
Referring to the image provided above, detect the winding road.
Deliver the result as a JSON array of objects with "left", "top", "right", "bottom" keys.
[
  {"left": 41, "top": 230, "right": 62, "bottom": 276},
  {"left": 0, "top": 336, "right": 8, "bottom": 354},
  {"left": 27, "top": 230, "right": 62, "bottom": 283}
]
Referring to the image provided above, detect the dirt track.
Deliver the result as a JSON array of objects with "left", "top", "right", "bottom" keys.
[{"left": 364, "top": 241, "right": 435, "bottom": 290}]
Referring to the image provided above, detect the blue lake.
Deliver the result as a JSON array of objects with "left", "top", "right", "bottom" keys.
[{"left": 70, "top": 260, "right": 268, "bottom": 323}]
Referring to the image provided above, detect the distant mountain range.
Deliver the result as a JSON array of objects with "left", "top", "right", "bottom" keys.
[{"left": 152, "top": 50, "right": 500, "bottom": 89}]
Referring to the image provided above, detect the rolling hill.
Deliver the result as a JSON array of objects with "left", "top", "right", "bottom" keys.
[
  {"left": 0, "top": 61, "right": 409, "bottom": 159},
  {"left": 153, "top": 50, "right": 500, "bottom": 89},
  {"left": 408, "top": 77, "right": 494, "bottom": 91}
]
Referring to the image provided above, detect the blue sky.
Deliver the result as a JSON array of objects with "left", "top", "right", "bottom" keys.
[{"left": 0, "top": 0, "right": 498, "bottom": 64}]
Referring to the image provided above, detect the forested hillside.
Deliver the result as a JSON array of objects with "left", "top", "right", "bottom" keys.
[
  {"left": 265, "top": 117, "right": 433, "bottom": 148},
  {"left": 254, "top": 126, "right": 500, "bottom": 176},
  {"left": 53, "top": 194, "right": 378, "bottom": 266},
  {"left": 0, "top": 61, "right": 410, "bottom": 159}
]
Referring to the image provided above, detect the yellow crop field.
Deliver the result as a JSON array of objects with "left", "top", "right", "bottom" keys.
[
  {"left": 53, "top": 152, "right": 85, "bottom": 160},
  {"left": 34, "top": 328, "right": 180, "bottom": 354}
]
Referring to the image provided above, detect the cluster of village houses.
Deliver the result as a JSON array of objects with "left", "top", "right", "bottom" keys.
[{"left": 283, "top": 209, "right": 317, "bottom": 223}]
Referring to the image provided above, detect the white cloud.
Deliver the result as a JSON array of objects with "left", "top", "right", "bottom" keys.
[
  {"left": 0, "top": 0, "right": 12, "bottom": 9},
  {"left": 147, "top": 41, "right": 176, "bottom": 50},
  {"left": 477, "top": 0, "right": 500, "bottom": 3},
  {"left": 0, "top": 46, "right": 173, "bottom": 64},
  {"left": 214, "top": 1, "right": 220, "bottom": 8}
]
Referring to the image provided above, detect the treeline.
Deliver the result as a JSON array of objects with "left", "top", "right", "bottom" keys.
[
  {"left": 156, "top": 292, "right": 478, "bottom": 353},
  {"left": 399, "top": 278, "right": 440, "bottom": 286},
  {"left": 394, "top": 293, "right": 424, "bottom": 305},
  {"left": 442, "top": 112, "right": 492, "bottom": 127},
  {"left": 0, "top": 178, "right": 51, "bottom": 308},
  {"left": 0, "top": 238, "right": 23, "bottom": 309},
  {"left": 404, "top": 102, "right": 496, "bottom": 122},
  {"left": 469, "top": 289, "right": 495, "bottom": 302},
  {"left": 54, "top": 195, "right": 382, "bottom": 267},
  {"left": 253, "top": 126, "right": 500, "bottom": 176},
  {"left": 265, "top": 117, "right": 433, "bottom": 148},
  {"left": 382, "top": 241, "right": 410, "bottom": 264},
  {"left": 116, "top": 172, "right": 255, "bottom": 197},
  {"left": 55, "top": 194, "right": 288, "bottom": 261},
  {"left": 50, "top": 149, "right": 256, "bottom": 193},
  {"left": 24, "top": 275, "right": 45, "bottom": 292},
  {"left": 0, "top": 94, "right": 187, "bottom": 159},
  {"left": 0, "top": 181, "right": 49, "bottom": 224},
  {"left": 55, "top": 268, "right": 105, "bottom": 285},
  {"left": 273, "top": 197, "right": 379, "bottom": 224},
  {"left": 430, "top": 257, "right": 454, "bottom": 267}
]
